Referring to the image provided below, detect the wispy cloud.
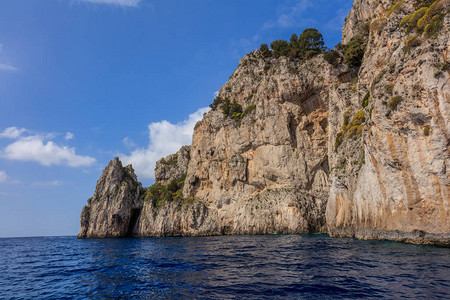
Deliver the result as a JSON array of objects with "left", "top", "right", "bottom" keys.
[
  {"left": 80, "top": 0, "right": 141, "bottom": 7},
  {"left": 120, "top": 107, "right": 209, "bottom": 179},
  {"left": 0, "top": 44, "right": 18, "bottom": 72},
  {"left": 32, "top": 180, "right": 63, "bottom": 186},
  {"left": 0, "top": 127, "right": 27, "bottom": 139},
  {"left": 0, "top": 171, "right": 7, "bottom": 183},
  {"left": 0, "top": 63, "right": 17, "bottom": 72},
  {"left": 262, "top": 0, "right": 315, "bottom": 30},
  {"left": 0, "top": 128, "right": 96, "bottom": 168},
  {"left": 65, "top": 132, "right": 74, "bottom": 141},
  {"left": 122, "top": 136, "right": 136, "bottom": 148}
]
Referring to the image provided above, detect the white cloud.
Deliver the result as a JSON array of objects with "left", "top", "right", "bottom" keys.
[
  {"left": 80, "top": 0, "right": 141, "bottom": 6},
  {"left": 0, "top": 171, "right": 7, "bottom": 183},
  {"left": 0, "top": 63, "right": 17, "bottom": 72},
  {"left": 32, "top": 180, "right": 63, "bottom": 186},
  {"left": 0, "top": 127, "right": 26, "bottom": 139},
  {"left": 65, "top": 132, "right": 74, "bottom": 141},
  {"left": 0, "top": 44, "right": 18, "bottom": 72},
  {"left": 263, "top": 0, "right": 315, "bottom": 29},
  {"left": 2, "top": 135, "right": 96, "bottom": 167},
  {"left": 122, "top": 136, "right": 136, "bottom": 148},
  {"left": 120, "top": 107, "right": 209, "bottom": 179}
]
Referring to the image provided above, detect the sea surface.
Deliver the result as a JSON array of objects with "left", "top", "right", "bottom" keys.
[{"left": 0, "top": 235, "right": 449, "bottom": 299}]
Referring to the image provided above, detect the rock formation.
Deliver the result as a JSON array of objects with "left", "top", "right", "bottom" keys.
[
  {"left": 78, "top": 158, "right": 144, "bottom": 238},
  {"left": 79, "top": 0, "right": 449, "bottom": 246}
]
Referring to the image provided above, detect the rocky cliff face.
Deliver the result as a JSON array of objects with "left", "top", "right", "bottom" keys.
[
  {"left": 326, "top": 0, "right": 450, "bottom": 246},
  {"left": 79, "top": 0, "right": 449, "bottom": 245},
  {"left": 180, "top": 54, "right": 333, "bottom": 235},
  {"left": 78, "top": 158, "right": 144, "bottom": 238}
]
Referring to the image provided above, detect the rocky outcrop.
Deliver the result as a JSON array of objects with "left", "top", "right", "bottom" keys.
[
  {"left": 154, "top": 145, "right": 191, "bottom": 184},
  {"left": 78, "top": 158, "right": 143, "bottom": 238},
  {"left": 79, "top": 0, "right": 449, "bottom": 245}
]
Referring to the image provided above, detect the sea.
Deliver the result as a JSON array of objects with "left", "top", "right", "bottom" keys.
[{"left": 0, "top": 234, "right": 449, "bottom": 299}]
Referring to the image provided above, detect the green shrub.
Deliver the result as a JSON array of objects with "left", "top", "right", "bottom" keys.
[
  {"left": 386, "top": 1, "right": 405, "bottom": 17},
  {"left": 270, "top": 40, "right": 290, "bottom": 58},
  {"left": 221, "top": 98, "right": 231, "bottom": 115},
  {"left": 209, "top": 96, "right": 223, "bottom": 110},
  {"left": 144, "top": 174, "right": 187, "bottom": 208},
  {"left": 417, "top": 0, "right": 446, "bottom": 31},
  {"left": 242, "top": 104, "right": 256, "bottom": 118},
  {"left": 404, "top": 35, "right": 422, "bottom": 53},
  {"left": 335, "top": 131, "right": 344, "bottom": 151},
  {"left": 423, "top": 125, "right": 431, "bottom": 136},
  {"left": 352, "top": 109, "right": 365, "bottom": 126},
  {"left": 260, "top": 43, "right": 272, "bottom": 58},
  {"left": 343, "top": 34, "right": 368, "bottom": 68},
  {"left": 424, "top": 13, "right": 444, "bottom": 38},
  {"left": 298, "top": 28, "right": 326, "bottom": 58},
  {"left": 263, "top": 28, "right": 325, "bottom": 60},
  {"left": 335, "top": 109, "right": 366, "bottom": 151},
  {"left": 414, "top": 0, "right": 436, "bottom": 9},
  {"left": 324, "top": 50, "right": 340, "bottom": 66},
  {"left": 362, "top": 91, "right": 370, "bottom": 108},
  {"left": 229, "top": 100, "right": 243, "bottom": 119},
  {"left": 401, "top": 7, "right": 428, "bottom": 33},
  {"left": 388, "top": 95, "right": 403, "bottom": 110}
]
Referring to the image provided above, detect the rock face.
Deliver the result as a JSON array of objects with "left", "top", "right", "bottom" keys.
[
  {"left": 326, "top": 0, "right": 450, "bottom": 246},
  {"left": 78, "top": 158, "right": 143, "bottom": 238},
  {"left": 79, "top": 0, "right": 449, "bottom": 245},
  {"left": 181, "top": 54, "right": 331, "bottom": 235},
  {"left": 154, "top": 145, "right": 191, "bottom": 185}
]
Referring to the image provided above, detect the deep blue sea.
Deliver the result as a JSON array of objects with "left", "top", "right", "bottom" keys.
[{"left": 0, "top": 235, "right": 449, "bottom": 299}]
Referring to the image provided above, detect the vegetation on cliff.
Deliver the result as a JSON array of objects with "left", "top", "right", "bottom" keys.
[
  {"left": 144, "top": 174, "right": 187, "bottom": 208},
  {"left": 259, "top": 28, "right": 326, "bottom": 60}
]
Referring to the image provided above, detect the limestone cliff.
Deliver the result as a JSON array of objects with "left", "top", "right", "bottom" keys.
[
  {"left": 79, "top": 0, "right": 449, "bottom": 245},
  {"left": 78, "top": 158, "right": 143, "bottom": 238},
  {"left": 326, "top": 0, "right": 450, "bottom": 246}
]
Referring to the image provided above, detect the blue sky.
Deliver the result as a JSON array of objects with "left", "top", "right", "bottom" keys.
[{"left": 0, "top": 0, "right": 352, "bottom": 237}]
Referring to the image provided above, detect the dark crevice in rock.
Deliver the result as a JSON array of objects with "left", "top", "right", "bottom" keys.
[
  {"left": 288, "top": 114, "right": 299, "bottom": 148},
  {"left": 127, "top": 208, "right": 141, "bottom": 237}
]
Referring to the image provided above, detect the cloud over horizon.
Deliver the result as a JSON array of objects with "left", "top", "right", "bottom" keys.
[
  {"left": 120, "top": 107, "right": 209, "bottom": 180},
  {"left": 0, "top": 128, "right": 96, "bottom": 168}
]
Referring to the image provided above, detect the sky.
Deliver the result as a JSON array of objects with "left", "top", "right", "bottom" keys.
[{"left": 0, "top": 0, "right": 353, "bottom": 237}]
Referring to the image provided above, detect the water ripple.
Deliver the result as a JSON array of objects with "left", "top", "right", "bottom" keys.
[{"left": 0, "top": 235, "right": 449, "bottom": 299}]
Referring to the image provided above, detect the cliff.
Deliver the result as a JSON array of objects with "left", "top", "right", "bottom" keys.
[
  {"left": 78, "top": 0, "right": 449, "bottom": 246},
  {"left": 327, "top": 0, "right": 449, "bottom": 246}
]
